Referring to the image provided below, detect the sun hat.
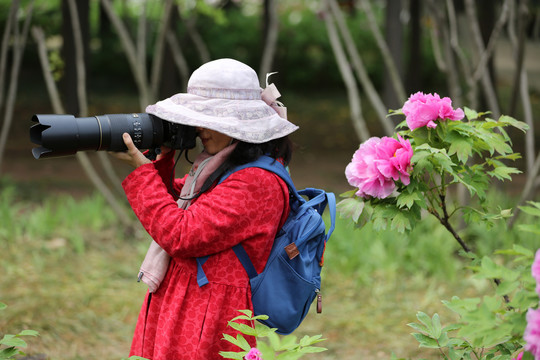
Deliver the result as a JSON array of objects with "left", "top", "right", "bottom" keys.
[{"left": 145, "top": 58, "right": 299, "bottom": 144}]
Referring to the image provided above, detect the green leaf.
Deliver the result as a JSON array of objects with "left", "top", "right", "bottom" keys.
[
  {"left": 447, "top": 134, "right": 474, "bottom": 163},
  {"left": 277, "top": 335, "right": 298, "bottom": 352},
  {"left": 487, "top": 166, "right": 521, "bottom": 181},
  {"left": 226, "top": 322, "right": 257, "bottom": 336},
  {"left": 411, "top": 333, "right": 439, "bottom": 348},
  {"left": 407, "top": 322, "right": 429, "bottom": 334},
  {"left": 218, "top": 351, "right": 245, "bottom": 360},
  {"left": 0, "top": 347, "right": 21, "bottom": 358},
  {"left": 464, "top": 106, "right": 479, "bottom": 120},
  {"left": 498, "top": 115, "right": 529, "bottom": 132},
  {"left": 336, "top": 198, "right": 365, "bottom": 223},
  {"left": 519, "top": 203, "right": 540, "bottom": 217},
  {"left": 517, "top": 224, "right": 540, "bottom": 235},
  {"left": 257, "top": 342, "right": 276, "bottom": 360},
  {"left": 339, "top": 189, "right": 357, "bottom": 198},
  {"left": 0, "top": 335, "right": 27, "bottom": 348},
  {"left": 390, "top": 212, "right": 411, "bottom": 233},
  {"left": 396, "top": 191, "right": 421, "bottom": 209},
  {"left": 17, "top": 330, "right": 38, "bottom": 337},
  {"left": 431, "top": 313, "right": 442, "bottom": 339},
  {"left": 0, "top": 302, "right": 6, "bottom": 311},
  {"left": 298, "top": 346, "right": 327, "bottom": 353}
]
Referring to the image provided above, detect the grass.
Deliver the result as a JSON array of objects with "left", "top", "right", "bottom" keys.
[{"left": 0, "top": 183, "right": 537, "bottom": 359}]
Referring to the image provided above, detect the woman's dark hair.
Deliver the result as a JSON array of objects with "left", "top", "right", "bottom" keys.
[{"left": 177, "top": 136, "right": 293, "bottom": 200}]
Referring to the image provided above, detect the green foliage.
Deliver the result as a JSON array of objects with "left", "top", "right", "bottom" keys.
[
  {"left": 339, "top": 109, "right": 528, "bottom": 235},
  {"left": 0, "top": 185, "right": 121, "bottom": 254},
  {"left": 0, "top": 302, "right": 39, "bottom": 359},
  {"left": 220, "top": 310, "right": 326, "bottom": 360},
  {"left": 405, "top": 242, "right": 537, "bottom": 359}
]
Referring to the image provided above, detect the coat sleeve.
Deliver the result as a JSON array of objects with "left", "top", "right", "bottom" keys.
[
  {"left": 147, "top": 150, "right": 186, "bottom": 195},
  {"left": 122, "top": 164, "right": 288, "bottom": 259}
]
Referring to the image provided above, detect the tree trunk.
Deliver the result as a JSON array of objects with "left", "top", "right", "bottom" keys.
[
  {"left": 61, "top": 0, "right": 89, "bottom": 115},
  {"left": 406, "top": 0, "right": 422, "bottom": 93},
  {"left": 259, "top": 0, "right": 279, "bottom": 80},
  {"left": 382, "top": 0, "right": 404, "bottom": 109}
]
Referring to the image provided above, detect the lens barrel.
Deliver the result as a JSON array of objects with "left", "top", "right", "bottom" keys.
[{"left": 30, "top": 113, "right": 165, "bottom": 159}]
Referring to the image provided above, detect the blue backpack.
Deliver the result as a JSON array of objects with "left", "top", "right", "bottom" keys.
[{"left": 195, "top": 155, "right": 336, "bottom": 335}]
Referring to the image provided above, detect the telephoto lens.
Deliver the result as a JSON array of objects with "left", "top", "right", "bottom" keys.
[{"left": 29, "top": 113, "right": 196, "bottom": 159}]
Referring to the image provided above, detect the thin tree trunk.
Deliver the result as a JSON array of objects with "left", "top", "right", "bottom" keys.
[
  {"left": 509, "top": 150, "right": 540, "bottom": 228},
  {"left": 150, "top": 0, "right": 174, "bottom": 100},
  {"left": 327, "top": 0, "right": 394, "bottom": 135},
  {"left": 0, "top": 1, "right": 33, "bottom": 174},
  {"left": 464, "top": 0, "right": 503, "bottom": 117},
  {"left": 445, "top": 0, "right": 477, "bottom": 108},
  {"left": 323, "top": 0, "right": 370, "bottom": 142},
  {"left": 180, "top": 11, "right": 211, "bottom": 63},
  {"left": 67, "top": 0, "right": 133, "bottom": 226},
  {"left": 166, "top": 31, "right": 190, "bottom": 91},
  {"left": 507, "top": 0, "right": 535, "bottom": 176},
  {"left": 100, "top": 0, "right": 149, "bottom": 108},
  {"left": 358, "top": 0, "right": 407, "bottom": 104},
  {"left": 382, "top": 0, "right": 404, "bottom": 109},
  {"left": 426, "top": 0, "right": 462, "bottom": 104},
  {"left": 406, "top": 0, "right": 422, "bottom": 93},
  {"left": 0, "top": 0, "right": 18, "bottom": 114},
  {"left": 259, "top": 0, "right": 279, "bottom": 80}
]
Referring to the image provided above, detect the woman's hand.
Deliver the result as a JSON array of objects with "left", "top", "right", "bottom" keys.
[{"left": 110, "top": 133, "right": 152, "bottom": 168}]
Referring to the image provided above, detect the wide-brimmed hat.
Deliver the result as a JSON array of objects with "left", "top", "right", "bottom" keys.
[{"left": 145, "top": 58, "right": 299, "bottom": 144}]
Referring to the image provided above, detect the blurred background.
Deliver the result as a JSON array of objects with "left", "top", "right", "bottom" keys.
[{"left": 1, "top": 0, "right": 540, "bottom": 359}]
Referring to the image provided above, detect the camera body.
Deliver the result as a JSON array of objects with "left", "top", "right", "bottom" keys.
[{"left": 30, "top": 113, "right": 197, "bottom": 159}]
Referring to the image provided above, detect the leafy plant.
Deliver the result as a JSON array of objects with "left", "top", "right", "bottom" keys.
[
  {"left": 0, "top": 302, "right": 39, "bottom": 359},
  {"left": 220, "top": 310, "right": 326, "bottom": 360},
  {"left": 339, "top": 93, "right": 535, "bottom": 359}
]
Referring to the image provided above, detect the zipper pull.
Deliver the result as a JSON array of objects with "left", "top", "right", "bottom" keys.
[
  {"left": 316, "top": 289, "right": 322, "bottom": 313},
  {"left": 137, "top": 271, "right": 144, "bottom": 282}
]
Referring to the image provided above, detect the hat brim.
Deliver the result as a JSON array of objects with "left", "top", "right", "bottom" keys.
[{"left": 146, "top": 94, "right": 299, "bottom": 144}]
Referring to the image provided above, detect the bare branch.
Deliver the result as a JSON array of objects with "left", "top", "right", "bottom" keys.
[
  {"left": 31, "top": 26, "right": 65, "bottom": 113},
  {"left": 328, "top": 0, "right": 394, "bottom": 136},
  {"left": 166, "top": 31, "right": 190, "bottom": 90},
  {"left": 180, "top": 10, "right": 211, "bottom": 63},
  {"left": 259, "top": 0, "right": 280, "bottom": 80},
  {"left": 100, "top": 0, "right": 149, "bottom": 108},
  {"left": 67, "top": 0, "right": 88, "bottom": 117},
  {"left": 509, "top": 150, "right": 540, "bottom": 228},
  {"left": 323, "top": 0, "right": 370, "bottom": 142},
  {"left": 150, "top": 0, "right": 175, "bottom": 100},
  {"left": 425, "top": 0, "right": 462, "bottom": 104},
  {"left": 357, "top": 0, "right": 407, "bottom": 103},
  {"left": 0, "top": 0, "right": 19, "bottom": 113},
  {"left": 464, "top": 0, "right": 502, "bottom": 117},
  {"left": 506, "top": 0, "right": 535, "bottom": 175},
  {"left": 0, "top": 0, "right": 34, "bottom": 173}
]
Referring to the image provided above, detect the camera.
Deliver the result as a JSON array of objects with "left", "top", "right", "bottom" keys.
[{"left": 29, "top": 113, "right": 197, "bottom": 159}]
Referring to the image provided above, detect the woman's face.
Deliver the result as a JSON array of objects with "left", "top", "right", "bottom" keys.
[{"left": 196, "top": 127, "right": 233, "bottom": 155}]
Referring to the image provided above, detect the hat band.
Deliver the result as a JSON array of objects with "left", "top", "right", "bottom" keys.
[{"left": 188, "top": 86, "right": 262, "bottom": 100}]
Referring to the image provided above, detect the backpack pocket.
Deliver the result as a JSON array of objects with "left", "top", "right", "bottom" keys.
[{"left": 249, "top": 252, "right": 319, "bottom": 335}]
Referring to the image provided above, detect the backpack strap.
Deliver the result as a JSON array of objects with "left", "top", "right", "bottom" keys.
[
  {"left": 232, "top": 244, "right": 258, "bottom": 279},
  {"left": 218, "top": 155, "right": 304, "bottom": 203},
  {"left": 196, "top": 155, "right": 332, "bottom": 287}
]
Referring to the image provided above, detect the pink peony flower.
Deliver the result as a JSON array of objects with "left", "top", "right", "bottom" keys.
[
  {"left": 245, "top": 347, "right": 262, "bottom": 360},
  {"left": 533, "top": 249, "right": 540, "bottom": 296},
  {"left": 512, "top": 352, "right": 523, "bottom": 360},
  {"left": 402, "top": 91, "right": 464, "bottom": 130},
  {"left": 345, "top": 135, "right": 413, "bottom": 199},
  {"left": 525, "top": 308, "right": 540, "bottom": 359}
]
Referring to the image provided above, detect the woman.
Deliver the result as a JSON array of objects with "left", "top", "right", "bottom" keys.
[{"left": 113, "top": 58, "right": 298, "bottom": 359}]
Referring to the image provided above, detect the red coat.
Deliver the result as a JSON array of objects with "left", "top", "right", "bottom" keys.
[{"left": 122, "top": 154, "right": 289, "bottom": 360}]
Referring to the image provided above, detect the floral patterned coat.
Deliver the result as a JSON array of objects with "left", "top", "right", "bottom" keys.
[{"left": 122, "top": 153, "right": 289, "bottom": 360}]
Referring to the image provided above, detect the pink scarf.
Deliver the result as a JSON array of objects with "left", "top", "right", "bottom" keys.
[{"left": 138, "top": 143, "right": 237, "bottom": 292}]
